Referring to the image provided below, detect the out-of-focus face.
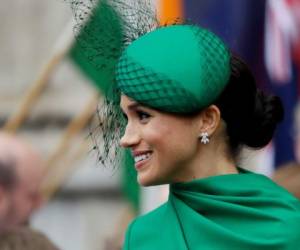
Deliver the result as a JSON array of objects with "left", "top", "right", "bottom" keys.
[
  {"left": 120, "top": 95, "right": 201, "bottom": 186},
  {"left": 0, "top": 134, "right": 44, "bottom": 229},
  {"left": 0, "top": 188, "right": 9, "bottom": 230},
  {"left": 6, "top": 154, "right": 44, "bottom": 227}
]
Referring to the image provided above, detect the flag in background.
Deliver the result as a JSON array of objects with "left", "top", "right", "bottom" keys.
[
  {"left": 69, "top": 1, "right": 123, "bottom": 95},
  {"left": 264, "top": 0, "right": 300, "bottom": 167},
  {"left": 158, "top": 0, "right": 183, "bottom": 24},
  {"left": 68, "top": 1, "right": 140, "bottom": 213}
]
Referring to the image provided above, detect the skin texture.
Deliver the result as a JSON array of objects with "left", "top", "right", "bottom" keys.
[
  {"left": 0, "top": 133, "right": 44, "bottom": 231},
  {"left": 120, "top": 95, "right": 237, "bottom": 186}
]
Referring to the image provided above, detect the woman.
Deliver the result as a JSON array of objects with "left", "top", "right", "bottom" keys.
[{"left": 114, "top": 24, "right": 300, "bottom": 249}]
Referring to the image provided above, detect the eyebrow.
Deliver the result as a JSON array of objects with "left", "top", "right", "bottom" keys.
[
  {"left": 120, "top": 102, "right": 141, "bottom": 113},
  {"left": 128, "top": 103, "right": 142, "bottom": 110}
]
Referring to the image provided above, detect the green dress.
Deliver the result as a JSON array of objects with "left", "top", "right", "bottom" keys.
[{"left": 123, "top": 169, "right": 300, "bottom": 250}]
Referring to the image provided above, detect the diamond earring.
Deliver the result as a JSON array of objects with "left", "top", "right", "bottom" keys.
[{"left": 200, "top": 132, "right": 209, "bottom": 144}]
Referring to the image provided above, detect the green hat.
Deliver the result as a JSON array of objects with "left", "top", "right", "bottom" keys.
[{"left": 116, "top": 25, "right": 230, "bottom": 113}]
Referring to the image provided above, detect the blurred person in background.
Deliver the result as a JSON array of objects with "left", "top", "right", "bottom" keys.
[
  {"left": 272, "top": 101, "right": 300, "bottom": 199},
  {"left": 272, "top": 162, "right": 300, "bottom": 198},
  {"left": 0, "top": 227, "right": 59, "bottom": 250},
  {"left": 0, "top": 132, "right": 44, "bottom": 232}
]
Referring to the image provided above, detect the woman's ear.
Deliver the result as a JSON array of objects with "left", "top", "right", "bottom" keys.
[{"left": 197, "top": 105, "right": 221, "bottom": 136}]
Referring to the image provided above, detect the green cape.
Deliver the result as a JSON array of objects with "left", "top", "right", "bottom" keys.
[{"left": 123, "top": 169, "right": 300, "bottom": 250}]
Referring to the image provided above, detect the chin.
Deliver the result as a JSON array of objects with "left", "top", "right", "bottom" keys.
[
  {"left": 137, "top": 175, "right": 152, "bottom": 186},
  {"left": 137, "top": 173, "right": 165, "bottom": 187}
]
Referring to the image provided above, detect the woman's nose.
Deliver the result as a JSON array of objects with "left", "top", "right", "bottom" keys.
[{"left": 120, "top": 124, "right": 140, "bottom": 148}]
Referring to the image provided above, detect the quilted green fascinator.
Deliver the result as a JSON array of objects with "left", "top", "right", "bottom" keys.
[{"left": 116, "top": 24, "right": 230, "bottom": 113}]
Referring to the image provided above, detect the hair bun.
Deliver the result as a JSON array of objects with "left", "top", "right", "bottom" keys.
[
  {"left": 215, "top": 54, "right": 284, "bottom": 154},
  {"left": 242, "top": 90, "right": 284, "bottom": 148}
]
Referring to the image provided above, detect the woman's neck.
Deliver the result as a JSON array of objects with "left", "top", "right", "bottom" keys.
[{"left": 173, "top": 140, "right": 238, "bottom": 183}]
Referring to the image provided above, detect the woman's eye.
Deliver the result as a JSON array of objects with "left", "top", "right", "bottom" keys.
[{"left": 137, "top": 111, "right": 150, "bottom": 122}]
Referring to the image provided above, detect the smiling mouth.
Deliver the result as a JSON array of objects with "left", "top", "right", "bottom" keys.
[
  {"left": 134, "top": 152, "right": 152, "bottom": 163},
  {"left": 134, "top": 152, "right": 152, "bottom": 170}
]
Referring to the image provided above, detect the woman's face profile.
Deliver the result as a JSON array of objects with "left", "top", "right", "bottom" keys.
[{"left": 120, "top": 95, "right": 201, "bottom": 186}]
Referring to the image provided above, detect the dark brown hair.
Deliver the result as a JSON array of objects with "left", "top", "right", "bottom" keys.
[{"left": 214, "top": 54, "right": 284, "bottom": 156}]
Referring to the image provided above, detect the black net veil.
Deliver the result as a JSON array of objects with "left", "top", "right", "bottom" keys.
[{"left": 66, "top": 0, "right": 159, "bottom": 168}]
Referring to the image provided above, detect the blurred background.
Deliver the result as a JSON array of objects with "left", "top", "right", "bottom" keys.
[{"left": 0, "top": 0, "right": 299, "bottom": 249}]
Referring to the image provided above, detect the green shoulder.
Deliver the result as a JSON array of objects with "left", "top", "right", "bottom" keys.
[{"left": 123, "top": 202, "right": 168, "bottom": 250}]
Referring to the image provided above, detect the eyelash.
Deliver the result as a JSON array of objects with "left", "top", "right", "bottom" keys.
[
  {"left": 121, "top": 110, "right": 151, "bottom": 123},
  {"left": 136, "top": 110, "right": 151, "bottom": 122}
]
